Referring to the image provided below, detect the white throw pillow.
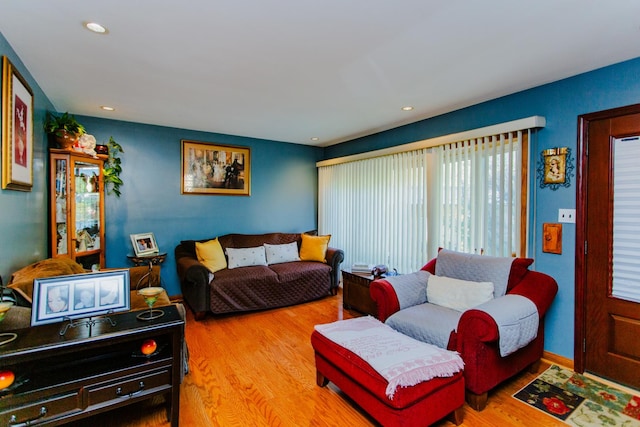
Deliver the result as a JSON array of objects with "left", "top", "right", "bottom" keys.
[
  {"left": 427, "top": 275, "right": 494, "bottom": 312},
  {"left": 226, "top": 246, "right": 268, "bottom": 269},
  {"left": 264, "top": 242, "right": 300, "bottom": 265}
]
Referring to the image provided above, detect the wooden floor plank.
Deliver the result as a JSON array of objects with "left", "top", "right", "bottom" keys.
[{"left": 68, "top": 289, "right": 567, "bottom": 426}]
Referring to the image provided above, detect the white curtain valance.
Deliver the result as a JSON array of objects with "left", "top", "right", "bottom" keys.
[{"left": 317, "top": 116, "right": 545, "bottom": 167}]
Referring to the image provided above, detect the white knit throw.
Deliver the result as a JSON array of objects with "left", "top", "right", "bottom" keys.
[{"left": 314, "top": 316, "right": 464, "bottom": 399}]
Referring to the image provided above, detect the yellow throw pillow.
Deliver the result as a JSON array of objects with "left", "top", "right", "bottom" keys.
[
  {"left": 195, "top": 238, "right": 227, "bottom": 273},
  {"left": 299, "top": 234, "right": 331, "bottom": 263}
]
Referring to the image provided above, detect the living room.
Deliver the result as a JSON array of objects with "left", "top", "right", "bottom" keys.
[{"left": 2, "top": 2, "right": 640, "bottom": 425}]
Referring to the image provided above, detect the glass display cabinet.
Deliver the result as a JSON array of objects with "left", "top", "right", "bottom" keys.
[{"left": 49, "top": 149, "right": 106, "bottom": 269}]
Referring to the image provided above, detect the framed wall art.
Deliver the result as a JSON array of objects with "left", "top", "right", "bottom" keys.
[
  {"left": 537, "top": 146, "right": 574, "bottom": 190},
  {"left": 181, "top": 140, "right": 250, "bottom": 196},
  {"left": 2, "top": 56, "right": 34, "bottom": 191},
  {"left": 31, "top": 270, "right": 130, "bottom": 326},
  {"left": 130, "top": 232, "right": 159, "bottom": 256}
]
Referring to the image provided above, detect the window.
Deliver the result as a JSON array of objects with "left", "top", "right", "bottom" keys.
[
  {"left": 431, "top": 131, "right": 528, "bottom": 258},
  {"left": 318, "top": 118, "right": 541, "bottom": 273},
  {"left": 318, "top": 150, "right": 429, "bottom": 274},
  {"left": 612, "top": 135, "right": 640, "bottom": 303}
]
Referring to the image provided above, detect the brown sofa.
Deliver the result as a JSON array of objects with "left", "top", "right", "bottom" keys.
[{"left": 175, "top": 232, "right": 344, "bottom": 320}]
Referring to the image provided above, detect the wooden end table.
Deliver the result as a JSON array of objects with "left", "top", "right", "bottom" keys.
[
  {"left": 127, "top": 252, "right": 167, "bottom": 267},
  {"left": 342, "top": 269, "right": 378, "bottom": 316}
]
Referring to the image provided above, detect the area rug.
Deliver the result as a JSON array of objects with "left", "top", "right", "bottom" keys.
[{"left": 513, "top": 365, "right": 640, "bottom": 426}]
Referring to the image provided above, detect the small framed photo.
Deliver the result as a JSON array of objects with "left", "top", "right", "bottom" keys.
[
  {"left": 31, "top": 270, "right": 130, "bottom": 326},
  {"left": 130, "top": 232, "right": 159, "bottom": 256},
  {"left": 2, "top": 56, "right": 34, "bottom": 191},
  {"left": 181, "top": 139, "right": 251, "bottom": 196}
]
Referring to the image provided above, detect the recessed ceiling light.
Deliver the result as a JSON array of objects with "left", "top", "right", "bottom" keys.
[
  {"left": 310, "top": 137, "right": 320, "bottom": 141},
  {"left": 100, "top": 106, "right": 115, "bottom": 111},
  {"left": 401, "top": 106, "right": 414, "bottom": 111},
  {"left": 84, "top": 22, "right": 108, "bottom": 34}
]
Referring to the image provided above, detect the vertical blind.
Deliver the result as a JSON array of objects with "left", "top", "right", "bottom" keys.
[
  {"left": 612, "top": 136, "right": 640, "bottom": 303},
  {"left": 431, "top": 131, "right": 524, "bottom": 257},
  {"left": 318, "top": 150, "right": 429, "bottom": 274},
  {"left": 318, "top": 120, "right": 538, "bottom": 274}
]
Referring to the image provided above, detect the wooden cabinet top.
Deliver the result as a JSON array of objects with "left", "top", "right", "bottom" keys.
[{"left": 0, "top": 305, "right": 183, "bottom": 362}]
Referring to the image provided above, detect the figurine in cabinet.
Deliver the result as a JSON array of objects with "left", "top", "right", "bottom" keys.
[
  {"left": 77, "top": 229, "right": 94, "bottom": 252},
  {"left": 57, "top": 224, "right": 67, "bottom": 254},
  {"left": 55, "top": 194, "right": 66, "bottom": 219}
]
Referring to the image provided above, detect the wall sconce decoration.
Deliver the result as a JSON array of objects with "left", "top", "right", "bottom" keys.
[
  {"left": 542, "top": 223, "right": 562, "bottom": 254},
  {"left": 537, "top": 147, "right": 574, "bottom": 190}
]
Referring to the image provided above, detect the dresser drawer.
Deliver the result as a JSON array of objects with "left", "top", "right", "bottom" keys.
[
  {"left": 86, "top": 368, "right": 172, "bottom": 407},
  {"left": 0, "top": 391, "right": 83, "bottom": 426}
]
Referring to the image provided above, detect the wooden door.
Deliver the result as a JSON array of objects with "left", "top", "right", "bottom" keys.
[{"left": 576, "top": 104, "right": 640, "bottom": 388}]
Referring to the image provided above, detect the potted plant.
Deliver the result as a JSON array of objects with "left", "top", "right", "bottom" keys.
[
  {"left": 44, "top": 112, "right": 86, "bottom": 149},
  {"left": 103, "top": 136, "right": 124, "bottom": 197}
]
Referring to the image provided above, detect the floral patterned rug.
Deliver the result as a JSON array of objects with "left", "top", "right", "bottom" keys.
[{"left": 513, "top": 365, "right": 640, "bottom": 426}]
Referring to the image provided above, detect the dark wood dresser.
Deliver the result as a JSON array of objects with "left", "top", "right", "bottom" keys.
[{"left": 0, "top": 305, "right": 184, "bottom": 426}]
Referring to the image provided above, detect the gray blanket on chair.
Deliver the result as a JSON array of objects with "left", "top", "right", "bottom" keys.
[
  {"left": 382, "top": 270, "right": 430, "bottom": 309},
  {"left": 435, "top": 249, "right": 515, "bottom": 298},
  {"left": 474, "top": 294, "right": 539, "bottom": 357}
]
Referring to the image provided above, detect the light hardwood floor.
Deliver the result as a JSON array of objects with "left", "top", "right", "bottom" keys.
[{"left": 69, "top": 289, "right": 566, "bottom": 427}]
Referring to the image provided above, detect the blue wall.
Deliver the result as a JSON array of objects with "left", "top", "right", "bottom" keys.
[
  {"left": 0, "top": 33, "right": 55, "bottom": 278},
  {"left": 325, "top": 56, "right": 640, "bottom": 359},
  {"left": 76, "top": 116, "right": 322, "bottom": 296}
]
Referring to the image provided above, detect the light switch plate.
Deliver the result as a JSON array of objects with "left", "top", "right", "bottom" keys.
[{"left": 558, "top": 209, "right": 576, "bottom": 223}]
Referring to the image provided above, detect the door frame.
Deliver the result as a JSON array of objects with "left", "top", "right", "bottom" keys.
[{"left": 575, "top": 103, "right": 640, "bottom": 373}]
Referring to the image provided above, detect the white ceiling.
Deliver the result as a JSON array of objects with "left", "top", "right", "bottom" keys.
[{"left": 1, "top": 1, "right": 640, "bottom": 147}]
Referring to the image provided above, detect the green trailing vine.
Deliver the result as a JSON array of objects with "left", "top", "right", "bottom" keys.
[{"left": 103, "top": 136, "right": 124, "bottom": 197}]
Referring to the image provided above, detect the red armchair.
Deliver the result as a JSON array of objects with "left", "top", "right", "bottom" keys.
[{"left": 370, "top": 254, "right": 557, "bottom": 411}]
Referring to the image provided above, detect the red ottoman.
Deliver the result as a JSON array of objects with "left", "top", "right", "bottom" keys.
[{"left": 311, "top": 328, "right": 465, "bottom": 426}]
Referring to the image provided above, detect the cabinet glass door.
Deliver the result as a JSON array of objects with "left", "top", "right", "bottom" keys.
[
  {"left": 73, "top": 160, "right": 101, "bottom": 254},
  {"left": 54, "top": 158, "right": 69, "bottom": 255}
]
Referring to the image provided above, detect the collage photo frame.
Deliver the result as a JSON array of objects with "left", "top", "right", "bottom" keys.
[{"left": 31, "top": 270, "right": 130, "bottom": 326}]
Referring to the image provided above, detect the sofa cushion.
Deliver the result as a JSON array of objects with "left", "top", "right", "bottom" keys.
[
  {"left": 269, "top": 261, "right": 331, "bottom": 284},
  {"left": 299, "top": 234, "right": 331, "bottom": 262},
  {"left": 435, "top": 249, "right": 515, "bottom": 298},
  {"left": 264, "top": 242, "right": 300, "bottom": 265},
  {"left": 196, "top": 238, "right": 227, "bottom": 273},
  {"left": 226, "top": 246, "right": 268, "bottom": 269},
  {"left": 385, "top": 303, "right": 462, "bottom": 349},
  {"left": 208, "top": 266, "right": 279, "bottom": 313},
  {"left": 427, "top": 275, "right": 494, "bottom": 312}
]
